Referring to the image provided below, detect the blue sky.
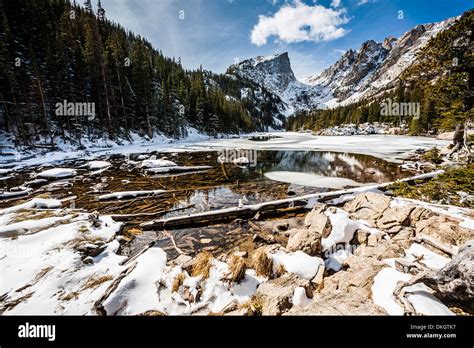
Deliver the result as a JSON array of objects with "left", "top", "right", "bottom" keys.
[{"left": 100, "top": 0, "right": 473, "bottom": 79}]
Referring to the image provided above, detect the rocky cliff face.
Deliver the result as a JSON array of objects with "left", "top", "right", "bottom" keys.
[
  {"left": 227, "top": 16, "right": 458, "bottom": 115},
  {"left": 227, "top": 53, "right": 326, "bottom": 116}
]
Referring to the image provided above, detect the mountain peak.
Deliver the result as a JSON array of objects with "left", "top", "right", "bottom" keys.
[{"left": 231, "top": 52, "right": 295, "bottom": 80}]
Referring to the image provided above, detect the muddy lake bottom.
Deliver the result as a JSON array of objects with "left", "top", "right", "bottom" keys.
[{"left": 0, "top": 150, "right": 410, "bottom": 259}]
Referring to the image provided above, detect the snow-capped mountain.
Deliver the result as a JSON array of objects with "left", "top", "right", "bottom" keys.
[
  {"left": 227, "top": 52, "right": 327, "bottom": 116},
  {"left": 227, "top": 16, "right": 457, "bottom": 115}
]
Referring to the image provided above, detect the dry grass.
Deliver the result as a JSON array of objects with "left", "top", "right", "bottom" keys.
[
  {"left": 226, "top": 255, "right": 247, "bottom": 283},
  {"left": 68, "top": 234, "right": 105, "bottom": 249},
  {"left": 33, "top": 266, "right": 54, "bottom": 282},
  {"left": 60, "top": 291, "right": 80, "bottom": 301},
  {"left": 126, "top": 228, "right": 143, "bottom": 236},
  {"left": 242, "top": 295, "right": 264, "bottom": 316},
  {"left": 80, "top": 275, "right": 113, "bottom": 291},
  {"left": 35, "top": 193, "right": 52, "bottom": 199},
  {"left": 78, "top": 224, "right": 89, "bottom": 233},
  {"left": 172, "top": 272, "right": 186, "bottom": 292},
  {"left": 191, "top": 251, "right": 213, "bottom": 279},
  {"left": 10, "top": 210, "right": 57, "bottom": 224},
  {"left": 251, "top": 247, "right": 273, "bottom": 278},
  {"left": 275, "top": 264, "right": 286, "bottom": 278},
  {"left": 137, "top": 310, "right": 167, "bottom": 316}
]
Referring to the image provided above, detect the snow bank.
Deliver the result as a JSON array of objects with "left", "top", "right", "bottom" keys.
[
  {"left": 271, "top": 251, "right": 324, "bottom": 280},
  {"left": 1, "top": 210, "right": 125, "bottom": 315},
  {"left": 403, "top": 284, "right": 454, "bottom": 315},
  {"left": 372, "top": 267, "right": 411, "bottom": 315},
  {"left": 322, "top": 209, "right": 360, "bottom": 251},
  {"left": 102, "top": 248, "right": 263, "bottom": 315},
  {"left": 371, "top": 267, "right": 454, "bottom": 316},
  {"left": 405, "top": 243, "right": 450, "bottom": 270},
  {"left": 292, "top": 287, "right": 312, "bottom": 307}
]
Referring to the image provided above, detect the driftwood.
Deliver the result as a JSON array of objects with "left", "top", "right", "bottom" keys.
[
  {"left": 109, "top": 204, "right": 195, "bottom": 221},
  {"left": 94, "top": 262, "right": 138, "bottom": 316},
  {"left": 162, "top": 230, "right": 185, "bottom": 255},
  {"left": 140, "top": 170, "right": 444, "bottom": 231},
  {"left": 141, "top": 199, "right": 308, "bottom": 230},
  {"left": 146, "top": 165, "right": 212, "bottom": 174},
  {"left": 413, "top": 234, "right": 459, "bottom": 256},
  {"left": 394, "top": 241, "right": 474, "bottom": 313}
]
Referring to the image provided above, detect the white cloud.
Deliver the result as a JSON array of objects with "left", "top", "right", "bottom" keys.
[
  {"left": 250, "top": 1, "right": 350, "bottom": 46},
  {"left": 357, "top": 0, "right": 376, "bottom": 6},
  {"left": 331, "top": 0, "right": 342, "bottom": 8}
]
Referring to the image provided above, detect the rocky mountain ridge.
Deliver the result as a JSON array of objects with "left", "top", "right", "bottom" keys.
[{"left": 227, "top": 15, "right": 459, "bottom": 115}]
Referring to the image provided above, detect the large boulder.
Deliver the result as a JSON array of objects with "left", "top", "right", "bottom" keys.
[
  {"left": 256, "top": 273, "right": 311, "bottom": 316},
  {"left": 286, "top": 287, "right": 386, "bottom": 315},
  {"left": 286, "top": 228, "right": 322, "bottom": 256},
  {"left": 355, "top": 239, "right": 405, "bottom": 260},
  {"left": 304, "top": 206, "right": 331, "bottom": 237},
  {"left": 376, "top": 206, "right": 415, "bottom": 234},
  {"left": 286, "top": 255, "right": 387, "bottom": 315},
  {"left": 415, "top": 215, "right": 473, "bottom": 247},
  {"left": 343, "top": 192, "right": 391, "bottom": 221}
]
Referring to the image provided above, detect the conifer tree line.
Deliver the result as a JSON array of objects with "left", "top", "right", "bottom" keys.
[
  {"left": 286, "top": 10, "right": 473, "bottom": 134},
  {"left": 0, "top": 0, "right": 279, "bottom": 147}
]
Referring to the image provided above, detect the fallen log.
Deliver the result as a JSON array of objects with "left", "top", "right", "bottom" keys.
[
  {"left": 140, "top": 170, "right": 444, "bottom": 231},
  {"left": 146, "top": 165, "right": 212, "bottom": 174},
  {"left": 109, "top": 204, "right": 195, "bottom": 221}
]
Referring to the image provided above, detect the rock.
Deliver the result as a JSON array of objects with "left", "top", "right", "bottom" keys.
[
  {"left": 437, "top": 130, "right": 474, "bottom": 141},
  {"left": 82, "top": 256, "right": 94, "bottom": 264},
  {"left": 171, "top": 254, "right": 193, "bottom": 268},
  {"left": 311, "top": 264, "right": 325, "bottom": 287},
  {"left": 252, "top": 233, "right": 276, "bottom": 244},
  {"left": 355, "top": 230, "right": 370, "bottom": 245},
  {"left": 391, "top": 227, "right": 414, "bottom": 248},
  {"left": 355, "top": 240, "right": 404, "bottom": 260},
  {"left": 343, "top": 192, "right": 391, "bottom": 221},
  {"left": 224, "top": 307, "right": 251, "bottom": 316},
  {"left": 415, "top": 215, "right": 473, "bottom": 247},
  {"left": 286, "top": 255, "right": 387, "bottom": 315},
  {"left": 304, "top": 207, "right": 331, "bottom": 239},
  {"left": 286, "top": 287, "right": 386, "bottom": 315},
  {"left": 276, "top": 222, "right": 289, "bottom": 232},
  {"left": 367, "top": 234, "right": 379, "bottom": 247},
  {"left": 200, "top": 238, "right": 212, "bottom": 244},
  {"left": 376, "top": 206, "right": 415, "bottom": 232},
  {"left": 76, "top": 242, "right": 106, "bottom": 257},
  {"left": 285, "top": 228, "right": 322, "bottom": 256},
  {"left": 256, "top": 273, "right": 311, "bottom": 316}
]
